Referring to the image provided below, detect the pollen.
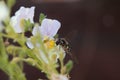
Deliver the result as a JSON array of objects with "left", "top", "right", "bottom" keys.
[{"left": 46, "top": 40, "right": 55, "bottom": 49}]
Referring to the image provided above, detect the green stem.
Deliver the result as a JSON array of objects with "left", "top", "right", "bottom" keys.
[
  {"left": 8, "top": 62, "right": 26, "bottom": 80},
  {"left": 0, "top": 34, "right": 26, "bottom": 80}
]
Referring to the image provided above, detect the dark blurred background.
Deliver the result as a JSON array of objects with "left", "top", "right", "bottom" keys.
[{"left": 0, "top": 0, "right": 120, "bottom": 80}]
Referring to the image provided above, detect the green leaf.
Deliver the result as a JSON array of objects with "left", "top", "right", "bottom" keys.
[
  {"left": 24, "top": 19, "right": 33, "bottom": 32},
  {"left": 39, "top": 13, "right": 46, "bottom": 24},
  {"left": 6, "top": 45, "right": 27, "bottom": 57},
  {"left": 65, "top": 60, "right": 73, "bottom": 73}
]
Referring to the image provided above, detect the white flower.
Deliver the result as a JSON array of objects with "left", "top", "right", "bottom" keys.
[
  {"left": 51, "top": 74, "right": 69, "bottom": 80},
  {"left": 32, "top": 18, "right": 61, "bottom": 38},
  {"left": 58, "top": 75, "right": 69, "bottom": 80},
  {"left": 0, "top": 1, "right": 9, "bottom": 21},
  {"left": 0, "top": 1, "right": 9, "bottom": 32},
  {"left": 26, "top": 18, "right": 61, "bottom": 63},
  {"left": 11, "top": 6, "right": 35, "bottom": 33},
  {"left": 27, "top": 18, "right": 61, "bottom": 48}
]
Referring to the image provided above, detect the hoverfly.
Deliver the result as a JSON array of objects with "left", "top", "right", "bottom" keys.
[
  {"left": 55, "top": 30, "right": 79, "bottom": 64},
  {"left": 55, "top": 38, "right": 71, "bottom": 54}
]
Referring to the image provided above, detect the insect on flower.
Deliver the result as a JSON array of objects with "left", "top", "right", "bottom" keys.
[
  {"left": 55, "top": 30, "right": 79, "bottom": 64},
  {"left": 55, "top": 38, "right": 71, "bottom": 54}
]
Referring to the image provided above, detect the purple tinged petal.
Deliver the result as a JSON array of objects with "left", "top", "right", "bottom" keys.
[
  {"left": 40, "top": 18, "right": 61, "bottom": 38},
  {"left": 11, "top": 16, "right": 23, "bottom": 33},
  {"left": 11, "top": 6, "right": 35, "bottom": 33}
]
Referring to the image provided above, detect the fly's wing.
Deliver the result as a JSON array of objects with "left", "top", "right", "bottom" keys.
[
  {"left": 64, "top": 30, "right": 79, "bottom": 64},
  {"left": 65, "top": 30, "right": 78, "bottom": 44}
]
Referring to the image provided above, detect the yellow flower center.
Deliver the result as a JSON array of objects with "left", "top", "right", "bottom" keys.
[
  {"left": 46, "top": 40, "right": 55, "bottom": 49},
  {"left": 43, "top": 36, "right": 56, "bottom": 49}
]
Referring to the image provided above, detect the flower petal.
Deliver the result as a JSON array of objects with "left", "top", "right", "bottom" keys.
[
  {"left": 40, "top": 18, "right": 61, "bottom": 38},
  {"left": 26, "top": 38, "right": 34, "bottom": 49},
  {"left": 11, "top": 6, "right": 35, "bottom": 33},
  {"left": 32, "top": 26, "right": 40, "bottom": 36},
  {"left": 51, "top": 74, "right": 69, "bottom": 80},
  {"left": 11, "top": 16, "right": 23, "bottom": 33},
  {"left": 0, "top": 1, "right": 9, "bottom": 21},
  {"left": 15, "top": 6, "right": 35, "bottom": 23}
]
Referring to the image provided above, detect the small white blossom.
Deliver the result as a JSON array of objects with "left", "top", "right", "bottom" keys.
[
  {"left": 27, "top": 18, "right": 61, "bottom": 48},
  {"left": 32, "top": 18, "right": 61, "bottom": 38},
  {"left": 11, "top": 6, "right": 35, "bottom": 33},
  {"left": 58, "top": 75, "right": 69, "bottom": 80},
  {"left": 0, "top": 1, "right": 9, "bottom": 21},
  {"left": 0, "top": 1, "right": 9, "bottom": 32},
  {"left": 51, "top": 74, "right": 69, "bottom": 80},
  {"left": 39, "top": 18, "right": 61, "bottom": 38}
]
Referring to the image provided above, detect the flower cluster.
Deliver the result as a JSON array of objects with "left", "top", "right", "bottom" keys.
[{"left": 0, "top": 1, "right": 73, "bottom": 80}]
